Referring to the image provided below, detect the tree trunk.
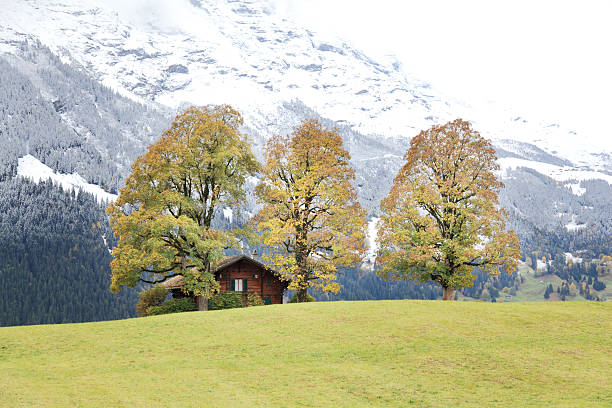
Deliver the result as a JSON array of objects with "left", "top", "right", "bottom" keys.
[
  {"left": 294, "top": 235, "right": 310, "bottom": 303},
  {"left": 442, "top": 287, "right": 455, "bottom": 301},
  {"left": 196, "top": 295, "right": 208, "bottom": 311},
  {"left": 296, "top": 288, "right": 309, "bottom": 302}
]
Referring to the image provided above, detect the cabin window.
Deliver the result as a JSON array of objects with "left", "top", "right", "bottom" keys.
[
  {"left": 266, "top": 277, "right": 272, "bottom": 286},
  {"left": 230, "top": 278, "right": 248, "bottom": 292}
]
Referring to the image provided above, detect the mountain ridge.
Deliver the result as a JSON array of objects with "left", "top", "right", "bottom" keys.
[{"left": 2, "top": 0, "right": 610, "bottom": 171}]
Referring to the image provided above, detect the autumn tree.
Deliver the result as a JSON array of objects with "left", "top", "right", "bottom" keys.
[
  {"left": 107, "top": 105, "right": 259, "bottom": 298},
  {"left": 253, "top": 120, "right": 366, "bottom": 302},
  {"left": 377, "top": 119, "right": 520, "bottom": 300},
  {"left": 596, "top": 255, "right": 612, "bottom": 276}
]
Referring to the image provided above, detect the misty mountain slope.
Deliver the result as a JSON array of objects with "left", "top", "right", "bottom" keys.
[
  {"left": 0, "top": 41, "right": 170, "bottom": 191},
  {"left": 3, "top": 0, "right": 610, "bottom": 199},
  {"left": 0, "top": 0, "right": 450, "bottom": 140},
  {"left": 248, "top": 100, "right": 407, "bottom": 212},
  {"left": 3, "top": 0, "right": 610, "bottom": 171},
  {"left": 495, "top": 139, "right": 574, "bottom": 167}
]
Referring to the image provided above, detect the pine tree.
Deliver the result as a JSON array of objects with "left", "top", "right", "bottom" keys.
[{"left": 544, "top": 284, "right": 553, "bottom": 299}]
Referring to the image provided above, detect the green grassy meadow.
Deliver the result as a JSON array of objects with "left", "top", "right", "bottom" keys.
[{"left": 1, "top": 301, "right": 610, "bottom": 407}]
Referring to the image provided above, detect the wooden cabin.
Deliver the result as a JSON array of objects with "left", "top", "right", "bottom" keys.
[{"left": 161, "top": 255, "right": 288, "bottom": 310}]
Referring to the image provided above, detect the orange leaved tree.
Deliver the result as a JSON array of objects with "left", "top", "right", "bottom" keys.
[
  {"left": 253, "top": 120, "right": 366, "bottom": 302},
  {"left": 377, "top": 119, "right": 520, "bottom": 300}
]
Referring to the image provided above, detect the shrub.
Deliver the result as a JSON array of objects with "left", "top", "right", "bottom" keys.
[
  {"left": 146, "top": 298, "right": 197, "bottom": 316},
  {"left": 136, "top": 286, "right": 168, "bottom": 317},
  {"left": 289, "top": 293, "right": 315, "bottom": 303},
  {"left": 593, "top": 280, "right": 606, "bottom": 291},
  {"left": 209, "top": 292, "right": 243, "bottom": 310},
  {"left": 247, "top": 293, "right": 264, "bottom": 306}
]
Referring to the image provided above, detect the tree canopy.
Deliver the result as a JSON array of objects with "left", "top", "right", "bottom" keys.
[
  {"left": 107, "top": 105, "right": 259, "bottom": 296},
  {"left": 253, "top": 120, "right": 366, "bottom": 302},
  {"left": 377, "top": 119, "right": 520, "bottom": 300}
]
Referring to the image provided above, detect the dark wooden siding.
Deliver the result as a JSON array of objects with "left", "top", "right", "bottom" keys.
[{"left": 215, "top": 258, "right": 285, "bottom": 304}]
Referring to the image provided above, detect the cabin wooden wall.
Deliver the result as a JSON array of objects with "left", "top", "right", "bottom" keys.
[{"left": 216, "top": 259, "right": 285, "bottom": 304}]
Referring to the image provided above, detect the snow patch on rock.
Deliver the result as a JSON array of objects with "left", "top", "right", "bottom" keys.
[
  {"left": 16, "top": 154, "right": 117, "bottom": 204},
  {"left": 564, "top": 252, "right": 582, "bottom": 264},
  {"left": 536, "top": 259, "right": 548, "bottom": 272},
  {"left": 362, "top": 217, "right": 380, "bottom": 270},
  {"left": 101, "top": 233, "right": 112, "bottom": 254},
  {"left": 565, "top": 221, "right": 587, "bottom": 232},
  {"left": 564, "top": 182, "right": 586, "bottom": 196},
  {"left": 223, "top": 207, "right": 233, "bottom": 224}
]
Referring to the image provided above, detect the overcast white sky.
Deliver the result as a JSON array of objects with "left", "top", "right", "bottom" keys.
[{"left": 273, "top": 0, "right": 612, "bottom": 141}]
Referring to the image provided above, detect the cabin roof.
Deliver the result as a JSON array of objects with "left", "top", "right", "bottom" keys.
[
  {"left": 214, "top": 254, "right": 273, "bottom": 274},
  {"left": 159, "top": 255, "right": 283, "bottom": 290},
  {"left": 160, "top": 275, "right": 185, "bottom": 290}
]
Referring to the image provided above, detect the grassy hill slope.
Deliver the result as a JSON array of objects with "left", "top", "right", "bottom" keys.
[{"left": 1, "top": 301, "right": 610, "bottom": 407}]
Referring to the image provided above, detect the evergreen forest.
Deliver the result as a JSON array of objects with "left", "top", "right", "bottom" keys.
[{"left": 0, "top": 178, "right": 137, "bottom": 326}]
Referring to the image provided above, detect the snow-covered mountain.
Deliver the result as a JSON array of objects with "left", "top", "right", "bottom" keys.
[
  {"left": 2, "top": 0, "right": 610, "bottom": 170},
  {"left": 1, "top": 0, "right": 611, "bottom": 253}
]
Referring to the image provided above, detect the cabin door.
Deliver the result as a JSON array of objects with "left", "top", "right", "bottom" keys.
[{"left": 263, "top": 296, "right": 271, "bottom": 305}]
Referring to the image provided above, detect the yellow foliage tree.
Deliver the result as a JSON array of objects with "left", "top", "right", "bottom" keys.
[
  {"left": 253, "top": 120, "right": 366, "bottom": 302},
  {"left": 569, "top": 282, "right": 578, "bottom": 296},
  {"left": 107, "top": 105, "right": 259, "bottom": 296},
  {"left": 377, "top": 119, "right": 521, "bottom": 300},
  {"left": 597, "top": 255, "right": 612, "bottom": 276}
]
